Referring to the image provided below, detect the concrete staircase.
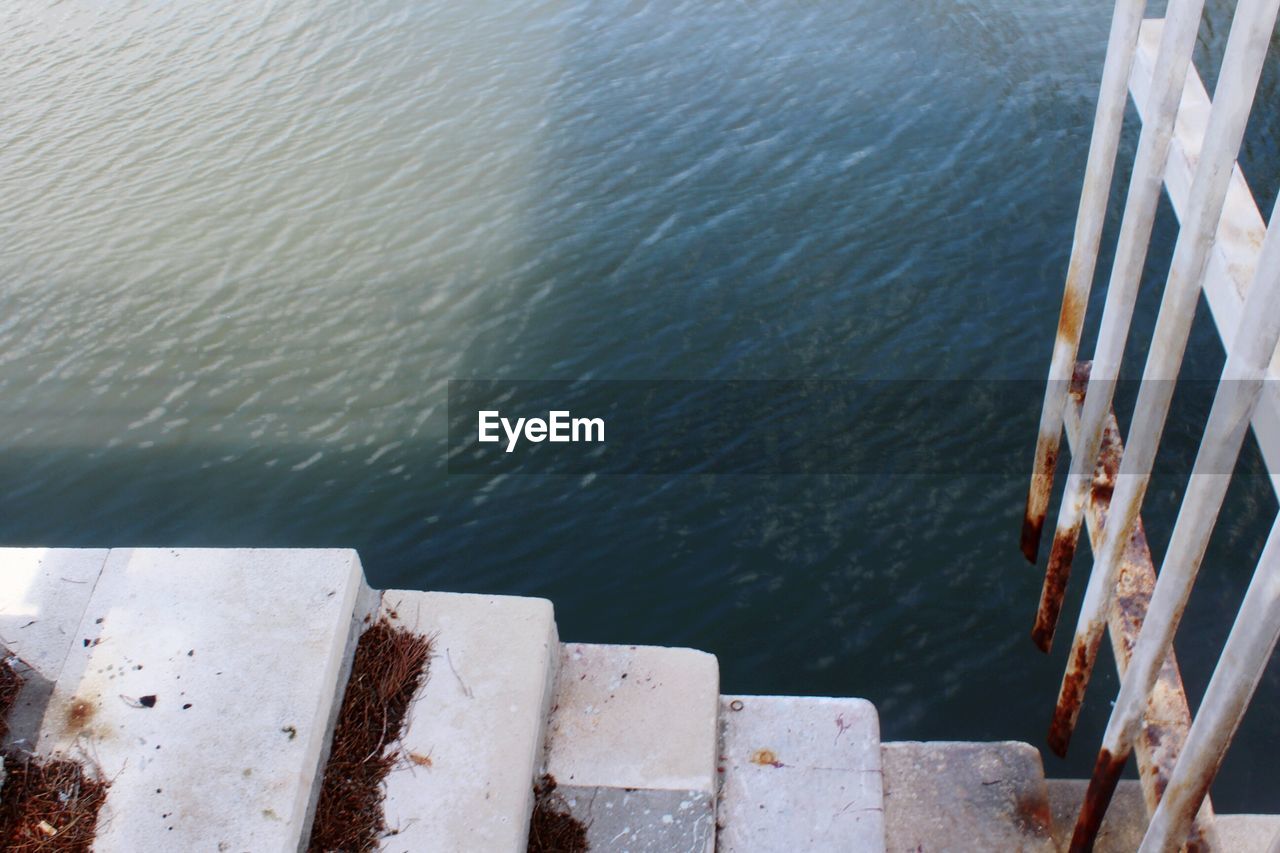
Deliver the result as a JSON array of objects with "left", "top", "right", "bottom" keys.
[{"left": 0, "top": 547, "right": 1276, "bottom": 851}]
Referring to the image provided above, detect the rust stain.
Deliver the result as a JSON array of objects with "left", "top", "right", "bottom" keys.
[
  {"left": 1023, "top": 427, "right": 1063, "bottom": 566},
  {"left": 1017, "top": 281, "right": 1090, "bottom": 567},
  {"left": 1021, "top": 361, "right": 1093, "bottom": 571},
  {"left": 64, "top": 698, "right": 95, "bottom": 733},
  {"left": 1185, "top": 834, "right": 1214, "bottom": 853},
  {"left": 1013, "top": 791, "right": 1053, "bottom": 838},
  {"left": 1058, "top": 265, "right": 1089, "bottom": 341},
  {"left": 1048, "top": 633, "right": 1101, "bottom": 758},
  {"left": 749, "top": 749, "right": 784, "bottom": 768},
  {"left": 1070, "top": 748, "right": 1127, "bottom": 853},
  {"left": 1020, "top": 485, "right": 1049, "bottom": 564},
  {"left": 1031, "top": 529, "right": 1078, "bottom": 653},
  {"left": 1070, "top": 361, "right": 1093, "bottom": 392}
]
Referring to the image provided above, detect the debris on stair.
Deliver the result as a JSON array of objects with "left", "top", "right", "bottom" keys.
[
  {"left": 0, "top": 656, "right": 108, "bottom": 853},
  {"left": 0, "top": 656, "right": 21, "bottom": 742},
  {"left": 308, "top": 619, "right": 433, "bottom": 852},
  {"left": 527, "top": 774, "right": 589, "bottom": 853}
]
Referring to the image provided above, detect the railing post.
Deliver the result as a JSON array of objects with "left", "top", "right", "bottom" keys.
[
  {"left": 1030, "top": 0, "right": 1201, "bottom": 659},
  {"left": 1021, "top": 0, "right": 1147, "bottom": 564}
]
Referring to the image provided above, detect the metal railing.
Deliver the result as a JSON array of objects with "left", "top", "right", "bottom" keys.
[{"left": 1022, "top": 0, "right": 1280, "bottom": 850}]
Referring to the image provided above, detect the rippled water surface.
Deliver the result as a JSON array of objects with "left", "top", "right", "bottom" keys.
[{"left": 3, "top": 0, "right": 1280, "bottom": 808}]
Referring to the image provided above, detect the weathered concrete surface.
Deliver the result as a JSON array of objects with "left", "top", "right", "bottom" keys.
[
  {"left": 0, "top": 549, "right": 108, "bottom": 679},
  {"left": 0, "top": 548, "right": 109, "bottom": 746},
  {"left": 38, "top": 548, "right": 377, "bottom": 853},
  {"left": 376, "top": 590, "right": 558, "bottom": 853},
  {"left": 1216, "top": 815, "right": 1280, "bottom": 853},
  {"left": 717, "top": 695, "right": 884, "bottom": 852},
  {"left": 544, "top": 643, "right": 719, "bottom": 853},
  {"left": 1046, "top": 778, "right": 1146, "bottom": 853},
  {"left": 882, "top": 741, "right": 1055, "bottom": 853}
]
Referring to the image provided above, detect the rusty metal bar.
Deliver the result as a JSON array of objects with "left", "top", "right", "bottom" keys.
[
  {"left": 1058, "top": 366, "right": 1218, "bottom": 850},
  {"left": 1029, "top": 0, "right": 1202, "bottom": 651},
  {"left": 1138, "top": 514, "right": 1280, "bottom": 852},
  {"left": 1048, "top": 0, "right": 1280, "bottom": 750},
  {"left": 1020, "top": 0, "right": 1148, "bottom": 565}
]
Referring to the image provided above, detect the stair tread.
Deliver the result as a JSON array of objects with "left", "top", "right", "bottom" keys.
[
  {"left": 36, "top": 547, "right": 372, "bottom": 852},
  {"left": 882, "top": 741, "right": 1055, "bottom": 853},
  {"left": 544, "top": 642, "right": 720, "bottom": 853},
  {"left": 0, "top": 548, "right": 108, "bottom": 681},
  {"left": 376, "top": 590, "right": 558, "bottom": 853},
  {"left": 716, "top": 695, "right": 885, "bottom": 853},
  {"left": 1046, "top": 779, "right": 1146, "bottom": 853},
  {"left": 0, "top": 548, "right": 109, "bottom": 746}
]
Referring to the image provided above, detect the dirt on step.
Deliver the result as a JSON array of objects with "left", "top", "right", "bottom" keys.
[
  {"left": 0, "top": 657, "right": 21, "bottom": 742},
  {"left": 0, "top": 657, "right": 109, "bottom": 852},
  {"left": 308, "top": 619, "right": 433, "bottom": 852},
  {"left": 527, "top": 774, "right": 589, "bottom": 853}
]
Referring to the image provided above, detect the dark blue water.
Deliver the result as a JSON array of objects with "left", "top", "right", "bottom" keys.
[{"left": 1, "top": 0, "right": 1278, "bottom": 810}]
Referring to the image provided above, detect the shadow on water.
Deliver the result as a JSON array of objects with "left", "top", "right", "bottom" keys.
[{"left": 469, "top": 0, "right": 1280, "bottom": 809}]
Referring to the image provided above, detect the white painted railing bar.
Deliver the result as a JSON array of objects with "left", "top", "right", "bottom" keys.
[
  {"left": 1127, "top": 20, "right": 1280, "bottom": 501},
  {"left": 1049, "top": 0, "right": 1280, "bottom": 804},
  {"left": 1072, "top": 156, "right": 1280, "bottom": 851},
  {"left": 1020, "top": 0, "right": 1149, "bottom": 565},
  {"left": 1138, "top": 514, "right": 1280, "bottom": 852},
  {"left": 1030, "top": 0, "right": 1203, "bottom": 660}
]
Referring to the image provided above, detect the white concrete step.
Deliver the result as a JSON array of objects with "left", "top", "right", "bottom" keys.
[
  {"left": 542, "top": 642, "right": 720, "bottom": 853},
  {"left": 882, "top": 741, "right": 1055, "bottom": 852},
  {"left": 0, "top": 548, "right": 109, "bottom": 747},
  {"left": 716, "top": 695, "right": 885, "bottom": 853},
  {"left": 375, "top": 590, "right": 559, "bottom": 853},
  {"left": 36, "top": 547, "right": 376, "bottom": 853}
]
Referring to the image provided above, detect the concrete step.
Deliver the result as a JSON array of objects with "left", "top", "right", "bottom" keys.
[
  {"left": 375, "top": 590, "right": 559, "bottom": 853},
  {"left": 882, "top": 741, "right": 1055, "bottom": 852},
  {"left": 36, "top": 547, "right": 376, "bottom": 852},
  {"left": 0, "top": 548, "right": 109, "bottom": 748},
  {"left": 1048, "top": 779, "right": 1280, "bottom": 853},
  {"left": 542, "top": 642, "right": 720, "bottom": 853},
  {"left": 5, "top": 547, "right": 1274, "bottom": 852},
  {"left": 1046, "top": 779, "right": 1146, "bottom": 853},
  {"left": 1217, "top": 815, "right": 1280, "bottom": 853},
  {"left": 716, "top": 695, "right": 885, "bottom": 853}
]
